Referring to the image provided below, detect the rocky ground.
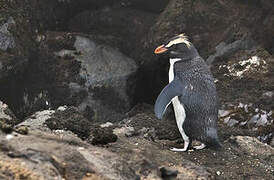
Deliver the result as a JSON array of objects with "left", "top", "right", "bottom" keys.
[
  {"left": 0, "top": 0, "right": 273, "bottom": 179},
  {"left": 0, "top": 103, "right": 273, "bottom": 179}
]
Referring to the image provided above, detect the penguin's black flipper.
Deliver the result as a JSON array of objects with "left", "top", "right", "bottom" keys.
[{"left": 154, "top": 78, "right": 184, "bottom": 119}]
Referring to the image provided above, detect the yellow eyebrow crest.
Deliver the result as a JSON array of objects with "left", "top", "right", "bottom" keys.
[{"left": 165, "top": 33, "right": 191, "bottom": 48}]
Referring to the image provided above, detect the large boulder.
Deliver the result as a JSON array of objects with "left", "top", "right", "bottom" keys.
[
  {"left": 0, "top": 129, "right": 135, "bottom": 180},
  {"left": 34, "top": 32, "right": 138, "bottom": 122}
]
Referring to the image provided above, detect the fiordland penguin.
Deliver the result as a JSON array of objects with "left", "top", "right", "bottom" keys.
[{"left": 154, "top": 34, "right": 221, "bottom": 151}]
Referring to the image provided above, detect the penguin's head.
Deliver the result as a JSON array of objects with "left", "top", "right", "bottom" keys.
[{"left": 154, "top": 33, "right": 198, "bottom": 59}]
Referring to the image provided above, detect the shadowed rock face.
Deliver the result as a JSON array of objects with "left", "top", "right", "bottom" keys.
[
  {"left": 68, "top": 7, "right": 157, "bottom": 61},
  {"left": 0, "top": 1, "right": 35, "bottom": 80},
  {"left": 1, "top": 30, "right": 138, "bottom": 122}
]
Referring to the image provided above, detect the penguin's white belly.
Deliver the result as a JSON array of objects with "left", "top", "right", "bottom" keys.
[
  {"left": 169, "top": 58, "right": 181, "bottom": 83},
  {"left": 172, "top": 97, "right": 186, "bottom": 129},
  {"left": 169, "top": 58, "right": 188, "bottom": 143}
]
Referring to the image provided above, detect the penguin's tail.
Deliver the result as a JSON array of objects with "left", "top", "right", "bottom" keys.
[
  {"left": 206, "top": 137, "right": 222, "bottom": 150},
  {"left": 205, "top": 127, "right": 222, "bottom": 150}
]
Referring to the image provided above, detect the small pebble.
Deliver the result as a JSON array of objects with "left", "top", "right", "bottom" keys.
[
  {"left": 6, "top": 134, "right": 14, "bottom": 140},
  {"left": 57, "top": 106, "right": 67, "bottom": 111},
  {"left": 160, "top": 167, "right": 178, "bottom": 179},
  {"left": 100, "top": 122, "right": 113, "bottom": 128},
  {"left": 15, "top": 126, "right": 29, "bottom": 135}
]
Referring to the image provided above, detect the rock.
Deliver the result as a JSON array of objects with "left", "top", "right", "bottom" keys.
[
  {"left": 0, "top": 130, "right": 137, "bottom": 180},
  {"left": 108, "top": 129, "right": 212, "bottom": 179},
  {"left": 61, "top": 0, "right": 169, "bottom": 14},
  {"left": 100, "top": 122, "right": 114, "bottom": 128},
  {"left": 160, "top": 167, "right": 178, "bottom": 179},
  {"left": 45, "top": 107, "right": 93, "bottom": 139},
  {"left": 0, "top": 0, "right": 64, "bottom": 118},
  {"left": 0, "top": 1, "right": 35, "bottom": 80},
  {"left": 232, "top": 136, "right": 274, "bottom": 156},
  {"left": 127, "top": 0, "right": 169, "bottom": 12},
  {"left": 145, "top": 0, "right": 274, "bottom": 60},
  {"left": 258, "top": 133, "right": 273, "bottom": 145},
  {"left": 248, "top": 114, "right": 260, "bottom": 126},
  {"left": 218, "top": 109, "right": 231, "bottom": 118},
  {"left": 18, "top": 106, "right": 118, "bottom": 145},
  {"left": 206, "top": 37, "right": 256, "bottom": 65},
  {"left": 0, "top": 118, "right": 211, "bottom": 180},
  {"left": 17, "top": 109, "right": 55, "bottom": 132},
  {"left": 114, "top": 126, "right": 136, "bottom": 137},
  {"left": 212, "top": 47, "right": 274, "bottom": 112},
  {"left": 262, "top": 91, "right": 274, "bottom": 98},
  {"left": 256, "top": 114, "right": 268, "bottom": 126},
  {"left": 227, "top": 119, "right": 239, "bottom": 127},
  {"left": 0, "top": 17, "right": 16, "bottom": 51},
  {"left": 68, "top": 7, "right": 157, "bottom": 61},
  {"left": 271, "top": 137, "right": 274, "bottom": 147},
  {"left": 14, "top": 125, "right": 29, "bottom": 135},
  {"left": 0, "top": 101, "right": 19, "bottom": 133},
  {"left": 25, "top": 0, "right": 68, "bottom": 30},
  {"left": 47, "top": 32, "right": 138, "bottom": 122},
  {"left": 137, "top": 0, "right": 274, "bottom": 103},
  {"left": 2, "top": 104, "right": 274, "bottom": 179},
  {"left": 216, "top": 171, "right": 221, "bottom": 176},
  {"left": 219, "top": 103, "right": 273, "bottom": 145},
  {"left": 122, "top": 107, "right": 181, "bottom": 140},
  {"left": 88, "top": 127, "right": 118, "bottom": 145},
  {"left": 16, "top": 31, "right": 138, "bottom": 122}
]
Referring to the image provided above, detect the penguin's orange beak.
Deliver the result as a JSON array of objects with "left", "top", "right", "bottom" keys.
[{"left": 154, "top": 45, "right": 168, "bottom": 54}]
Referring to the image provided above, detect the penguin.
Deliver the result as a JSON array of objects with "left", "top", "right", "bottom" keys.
[{"left": 154, "top": 33, "right": 221, "bottom": 151}]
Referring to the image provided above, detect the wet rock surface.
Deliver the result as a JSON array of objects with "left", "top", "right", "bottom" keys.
[{"left": 0, "top": 0, "right": 273, "bottom": 179}]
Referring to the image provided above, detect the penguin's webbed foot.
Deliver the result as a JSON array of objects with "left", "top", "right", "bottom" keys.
[
  {"left": 193, "top": 143, "right": 206, "bottom": 150},
  {"left": 170, "top": 138, "right": 190, "bottom": 152},
  {"left": 170, "top": 147, "right": 188, "bottom": 152}
]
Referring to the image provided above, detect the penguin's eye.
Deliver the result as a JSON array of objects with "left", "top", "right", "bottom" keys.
[{"left": 170, "top": 44, "right": 178, "bottom": 49}]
